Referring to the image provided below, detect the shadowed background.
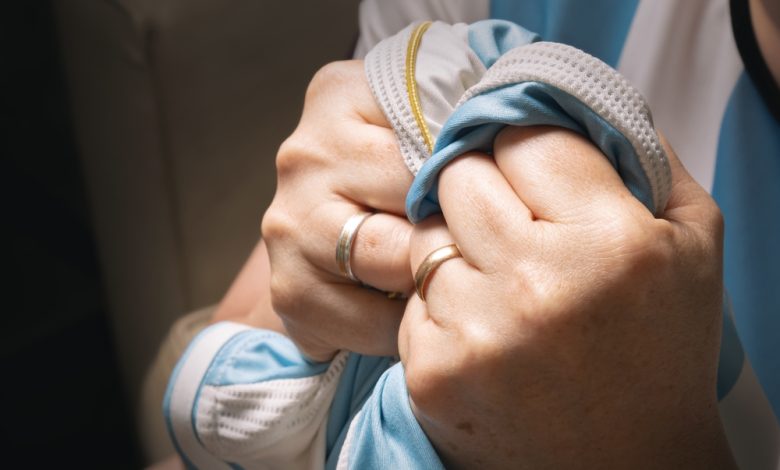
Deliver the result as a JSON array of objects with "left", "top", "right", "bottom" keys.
[{"left": 3, "top": 0, "right": 360, "bottom": 465}]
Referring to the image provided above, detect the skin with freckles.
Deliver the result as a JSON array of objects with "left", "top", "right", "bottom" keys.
[
  {"left": 207, "top": 2, "right": 780, "bottom": 352},
  {"left": 400, "top": 127, "right": 735, "bottom": 469},
  {"left": 215, "top": 63, "right": 736, "bottom": 467},
  {"left": 259, "top": 61, "right": 415, "bottom": 361},
  {"left": 144, "top": 5, "right": 780, "bottom": 468},
  {"left": 202, "top": 60, "right": 740, "bottom": 468},
  {"left": 193, "top": 15, "right": 780, "bottom": 461}
]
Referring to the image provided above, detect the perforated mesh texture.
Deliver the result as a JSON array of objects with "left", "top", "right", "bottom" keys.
[
  {"left": 365, "top": 23, "right": 431, "bottom": 175},
  {"left": 365, "top": 25, "right": 672, "bottom": 214},
  {"left": 195, "top": 351, "right": 349, "bottom": 461},
  {"left": 460, "top": 41, "right": 672, "bottom": 212}
]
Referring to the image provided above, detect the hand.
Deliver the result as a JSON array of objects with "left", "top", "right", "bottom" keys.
[
  {"left": 261, "top": 60, "right": 414, "bottom": 361},
  {"left": 399, "top": 127, "right": 735, "bottom": 468}
]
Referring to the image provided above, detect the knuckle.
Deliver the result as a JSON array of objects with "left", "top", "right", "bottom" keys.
[
  {"left": 361, "top": 219, "right": 411, "bottom": 271},
  {"left": 611, "top": 216, "right": 655, "bottom": 254},
  {"left": 275, "top": 134, "right": 308, "bottom": 177},
  {"left": 268, "top": 270, "right": 300, "bottom": 319},
  {"left": 495, "top": 125, "right": 582, "bottom": 160},
  {"left": 405, "top": 327, "right": 503, "bottom": 413},
  {"left": 440, "top": 156, "right": 512, "bottom": 236},
  {"left": 386, "top": 224, "right": 413, "bottom": 273},
  {"left": 268, "top": 272, "right": 289, "bottom": 312},
  {"left": 306, "top": 60, "right": 353, "bottom": 100},
  {"left": 260, "top": 204, "right": 289, "bottom": 241},
  {"left": 606, "top": 216, "right": 676, "bottom": 280},
  {"left": 404, "top": 354, "right": 451, "bottom": 413},
  {"left": 641, "top": 222, "right": 676, "bottom": 269},
  {"left": 275, "top": 129, "right": 334, "bottom": 177},
  {"left": 459, "top": 325, "right": 507, "bottom": 366},
  {"left": 703, "top": 199, "right": 725, "bottom": 241}
]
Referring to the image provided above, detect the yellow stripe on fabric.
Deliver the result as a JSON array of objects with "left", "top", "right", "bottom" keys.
[{"left": 405, "top": 21, "right": 434, "bottom": 154}]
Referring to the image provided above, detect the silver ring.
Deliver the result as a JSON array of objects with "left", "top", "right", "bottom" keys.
[{"left": 336, "top": 212, "right": 372, "bottom": 282}]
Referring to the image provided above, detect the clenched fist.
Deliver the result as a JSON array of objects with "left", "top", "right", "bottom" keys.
[
  {"left": 400, "top": 126, "right": 735, "bottom": 469},
  {"left": 261, "top": 61, "right": 414, "bottom": 361}
]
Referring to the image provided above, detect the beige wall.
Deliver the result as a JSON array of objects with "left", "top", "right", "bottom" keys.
[{"left": 56, "top": 0, "right": 361, "bottom": 457}]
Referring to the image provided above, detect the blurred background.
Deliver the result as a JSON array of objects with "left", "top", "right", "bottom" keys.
[{"left": 3, "top": 0, "right": 360, "bottom": 466}]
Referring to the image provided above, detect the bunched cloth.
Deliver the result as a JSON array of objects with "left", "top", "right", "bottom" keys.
[
  {"left": 163, "top": 20, "right": 774, "bottom": 470},
  {"left": 364, "top": 20, "right": 672, "bottom": 222}
]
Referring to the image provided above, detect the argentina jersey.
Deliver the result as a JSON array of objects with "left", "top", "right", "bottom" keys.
[{"left": 165, "top": 0, "right": 779, "bottom": 468}]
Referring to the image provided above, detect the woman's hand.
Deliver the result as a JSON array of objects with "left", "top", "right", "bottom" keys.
[
  {"left": 400, "top": 126, "right": 735, "bottom": 468},
  {"left": 261, "top": 60, "right": 415, "bottom": 361}
]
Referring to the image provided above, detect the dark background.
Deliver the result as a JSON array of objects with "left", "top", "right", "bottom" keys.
[{"left": 2, "top": 1, "right": 141, "bottom": 466}]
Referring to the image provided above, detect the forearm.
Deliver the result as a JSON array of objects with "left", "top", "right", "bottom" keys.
[{"left": 210, "top": 238, "right": 286, "bottom": 334}]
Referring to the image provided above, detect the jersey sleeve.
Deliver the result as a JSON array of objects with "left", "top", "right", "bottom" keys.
[
  {"left": 334, "top": 363, "right": 444, "bottom": 470},
  {"left": 353, "top": 0, "right": 489, "bottom": 58},
  {"left": 163, "top": 321, "right": 354, "bottom": 469}
]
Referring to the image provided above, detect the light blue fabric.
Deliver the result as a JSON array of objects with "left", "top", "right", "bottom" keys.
[
  {"left": 201, "top": 329, "right": 330, "bottom": 386},
  {"left": 406, "top": 81, "right": 656, "bottom": 222},
  {"left": 339, "top": 292, "right": 748, "bottom": 469},
  {"left": 346, "top": 364, "right": 445, "bottom": 470},
  {"left": 713, "top": 72, "right": 780, "bottom": 418},
  {"left": 467, "top": 19, "right": 540, "bottom": 68},
  {"left": 325, "top": 354, "right": 396, "bottom": 469},
  {"left": 407, "top": 20, "right": 657, "bottom": 222},
  {"left": 367, "top": 14, "right": 751, "bottom": 463},
  {"left": 490, "top": 0, "right": 640, "bottom": 68},
  {"left": 163, "top": 324, "right": 228, "bottom": 470},
  {"left": 717, "top": 293, "right": 745, "bottom": 400},
  {"left": 166, "top": 7, "right": 780, "bottom": 468}
]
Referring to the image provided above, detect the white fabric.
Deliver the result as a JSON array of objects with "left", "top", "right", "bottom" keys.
[
  {"left": 415, "top": 22, "right": 486, "bottom": 143},
  {"left": 140, "top": 305, "right": 213, "bottom": 461},
  {"left": 194, "top": 351, "right": 350, "bottom": 470},
  {"left": 357, "top": 0, "right": 742, "bottom": 194},
  {"left": 364, "top": 23, "right": 430, "bottom": 174},
  {"left": 366, "top": 23, "right": 672, "bottom": 214},
  {"left": 335, "top": 408, "right": 364, "bottom": 470},
  {"left": 167, "top": 322, "right": 250, "bottom": 470},
  {"left": 354, "top": 0, "right": 489, "bottom": 59},
  {"left": 364, "top": 21, "right": 486, "bottom": 175},
  {"left": 618, "top": 0, "right": 743, "bottom": 191}
]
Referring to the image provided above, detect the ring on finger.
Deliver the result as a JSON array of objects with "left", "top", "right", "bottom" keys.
[
  {"left": 414, "top": 244, "right": 462, "bottom": 302},
  {"left": 336, "top": 212, "right": 372, "bottom": 282}
]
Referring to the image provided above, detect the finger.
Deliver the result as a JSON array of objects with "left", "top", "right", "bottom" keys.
[
  {"left": 336, "top": 124, "right": 413, "bottom": 216},
  {"left": 657, "top": 132, "right": 723, "bottom": 234},
  {"left": 272, "top": 262, "right": 405, "bottom": 359},
  {"left": 351, "top": 212, "right": 414, "bottom": 293},
  {"left": 410, "top": 215, "right": 478, "bottom": 315},
  {"left": 437, "top": 152, "right": 534, "bottom": 269},
  {"left": 493, "top": 126, "right": 648, "bottom": 224},
  {"left": 304, "top": 60, "right": 390, "bottom": 129},
  {"left": 298, "top": 61, "right": 412, "bottom": 216},
  {"left": 402, "top": 219, "right": 497, "bottom": 377},
  {"left": 302, "top": 204, "right": 414, "bottom": 294},
  {"left": 397, "top": 293, "right": 454, "bottom": 386}
]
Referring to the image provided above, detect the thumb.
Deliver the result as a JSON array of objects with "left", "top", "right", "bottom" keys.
[{"left": 659, "top": 132, "right": 724, "bottom": 237}]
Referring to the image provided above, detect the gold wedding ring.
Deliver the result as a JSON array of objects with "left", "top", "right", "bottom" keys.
[
  {"left": 336, "top": 212, "right": 372, "bottom": 282},
  {"left": 414, "top": 244, "right": 462, "bottom": 302}
]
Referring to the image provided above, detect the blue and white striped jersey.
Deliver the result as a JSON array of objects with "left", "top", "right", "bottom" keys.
[{"left": 165, "top": 1, "right": 779, "bottom": 468}]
